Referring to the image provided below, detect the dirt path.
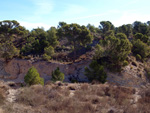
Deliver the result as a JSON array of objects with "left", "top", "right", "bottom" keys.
[
  {"left": 0, "top": 108, "right": 4, "bottom": 113},
  {"left": 6, "top": 89, "right": 18, "bottom": 103},
  {"left": 69, "top": 90, "right": 75, "bottom": 97},
  {"left": 133, "top": 89, "right": 141, "bottom": 103}
]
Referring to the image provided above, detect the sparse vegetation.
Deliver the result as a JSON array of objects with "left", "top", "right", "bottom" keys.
[
  {"left": 0, "top": 88, "right": 5, "bottom": 106},
  {"left": 0, "top": 80, "right": 149, "bottom": 113},
  {"left": 0, "top": 83, "right": 146, "bottom": 113}
]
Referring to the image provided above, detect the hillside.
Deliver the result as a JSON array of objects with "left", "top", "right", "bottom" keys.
[{"left": 0, "top": 20, "right": 150, "bottom": 112}]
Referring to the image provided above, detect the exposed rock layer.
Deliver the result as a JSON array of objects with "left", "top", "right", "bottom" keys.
[
  {"left": 2, "top": 59, "right": 91, "bottom": 83},
  {"left": 0, "top": 58, "right": 148, "bottom": 88}
]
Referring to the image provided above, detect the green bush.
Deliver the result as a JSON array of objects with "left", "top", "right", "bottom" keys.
[
  {"left": 20, "top": 43, "right": 33, "bottom": 55},
  {"left": 123, "top": 60, "right": 129, "bottom": 66},
  {"left": 44, "top": 46, "right": 54, "bottom": 57},
  {"left": 42, "top": 53, "right": 51, "bottom": 61},
  {"left": 0, "top": 42, "right": 19, "bottom": 61},
  {"left": 134, "top": 33, "right": 149, "bottom": 43},
  {"left": 84, "top": 60, "right": 107, "bottom": 83},
  {"left": 51, "top": 67, "right": 65, "bottom": 82},
  {"left": 136, "top": 54, "right": 142, "bottom": 61},
  {"left": 132, "top": 39, "right": 150, "bottom": 59},
  {"left": 24, "top": 66, "right": 44, "bottom": 86}
]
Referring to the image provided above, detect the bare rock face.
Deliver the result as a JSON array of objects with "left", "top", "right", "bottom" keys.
[
  {"left": 33, "top": 61, "right": 69, "bottom": 76},
  {"left": 0, "top": 58, "right": 148, "bottom": 88},
  {"left": 5, "top": 59, "right": 32, "bottom": 77},
  {"left": 2, "top": 59, "right": 91, "bottom": 83},
  {"left": 107, "top": 60, "right": 148, "bottom": 88}
]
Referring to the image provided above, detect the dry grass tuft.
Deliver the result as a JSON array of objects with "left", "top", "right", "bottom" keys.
[
  {"left": 17, "top": 87, "right": 46, "bottom": 107},
  {"left": 0, "top": 82, "right": 8, "bottom": 106},
  {"left": 0, "top": 88, "right": 5, "bottom": 106}
]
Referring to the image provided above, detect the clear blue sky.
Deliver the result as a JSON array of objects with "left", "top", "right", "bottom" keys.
[{"left": 1, "top": 0, "right": 150, "bottom": 30}]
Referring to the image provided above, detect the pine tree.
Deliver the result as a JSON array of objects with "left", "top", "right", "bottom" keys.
[
  {"left": 24, "top": 66, "right": 44, "bottom": 86},
  {"left": 51, "top": 67, "right": 64, "bottom": 82},
  {"left": 85, "top": 60, "right": 107, "bottom": 83}
]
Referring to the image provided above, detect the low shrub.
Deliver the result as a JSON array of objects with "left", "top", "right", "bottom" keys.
[
  {"left": 123, "top": 60, "right": 129, "bottom": 66},
  {"left": 0, "top": 89, "right": 5, "bottom": 106},
  {"left": 136, "top": 54, "right": 142, "bottom": 61},
  {"left": 42, "top": 53, "right": 51, "bottom": 61},
  {"left": 17, "top": 87, "right": 46, "bottom": 106}
]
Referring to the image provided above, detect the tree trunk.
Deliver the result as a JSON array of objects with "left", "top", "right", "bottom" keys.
[
  {"left": 73, "top": 42, "right": 76, "bottom": 62},
  {"left": 73, "top": 49, "right": 76, "bottom": 62}
]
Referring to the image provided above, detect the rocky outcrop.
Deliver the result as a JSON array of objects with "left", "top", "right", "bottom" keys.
[
  {"left": 0, "top": 58, "right": 148, "bottom": 88},
  {"left": 107, "top": 60, "right": 148, "bottom": 88},
  {"left": 1, "top": 59, "right": 91, "bottom": 83}
]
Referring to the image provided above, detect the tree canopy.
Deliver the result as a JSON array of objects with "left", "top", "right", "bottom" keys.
[
  {"left": 0, "top": 19, "right": 150, "bottom": 65},
  {"left": 116, "top": 24, "right": 132, "bottom": 38},
  {"left": 0, "top": 20, "right": 28, "bottom": 42},
  {"left": 132, "top": 39, "right": 150, "bottom": 59},
  {"left": 58, "top": 23, "right": 93, "bottom": 61},
  {"left": 99, "top": 21, "right": 115, "bottom": 39},
  {"left": 94, "top": 33, "right": 132, "bottom": 71}
]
